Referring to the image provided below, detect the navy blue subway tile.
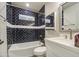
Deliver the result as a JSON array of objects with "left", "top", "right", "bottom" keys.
[{"left": 6, "top": 4, "right": 45, "bottom": 44}]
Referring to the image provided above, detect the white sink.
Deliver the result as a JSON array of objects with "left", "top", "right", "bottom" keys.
[
  {"left": 45, "top": 37, "right": 74, "bottom": 47},
  {"left": 45, "top": 37, "right": 79, "bottom": 57}
]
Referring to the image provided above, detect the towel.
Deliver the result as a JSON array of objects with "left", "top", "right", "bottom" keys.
[{"left": 74, "top": 33, "right": 79, "bottom": 47}]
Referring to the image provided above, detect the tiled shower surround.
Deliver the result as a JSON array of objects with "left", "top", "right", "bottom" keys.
[{"left": 6, "top": 3, "right": 45, "bottom": 44}]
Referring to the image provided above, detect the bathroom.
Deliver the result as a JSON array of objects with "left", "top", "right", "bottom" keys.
[{"left": 0, "top": 2, "right": 79, "bottom": 57}]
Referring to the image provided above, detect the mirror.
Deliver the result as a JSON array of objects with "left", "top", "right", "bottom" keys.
[
  {"left": 61, "top": 2, "right": 79, "bottom": 31},
  {"left": 45, "top": 12, "right": 55, "bottom": 30}
]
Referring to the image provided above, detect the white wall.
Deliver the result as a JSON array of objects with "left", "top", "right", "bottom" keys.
[
  {"left": 45, "top": 2, "right": 61, "bottom": 37},
  {"left": 45, "top": 2, "right": 60, "bottom": 16},
  {"left": 45, "top": 30, "right": 59, "bottom": 38},
  {"left": 0, "top": 2, "right": 7, "bottom": 57}
]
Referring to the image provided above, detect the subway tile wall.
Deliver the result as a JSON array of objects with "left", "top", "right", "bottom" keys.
[
  {"left": 7, "top": 28, "right": 37, "bottom": 44},
  {"left": 6, "top": 3, "right": 45, "bottom": 44}
]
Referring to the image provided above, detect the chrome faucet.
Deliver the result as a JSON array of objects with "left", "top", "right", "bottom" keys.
[{"left": 68, "top": 28, "right": 72, "bottom": 39}]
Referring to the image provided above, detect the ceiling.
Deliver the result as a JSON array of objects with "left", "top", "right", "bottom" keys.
[
  {"left": 12, "top": 2, "right": 45, "bottom": 12},
  {"left": 62, "top": 2, "right": 78, "bottom": 9}
]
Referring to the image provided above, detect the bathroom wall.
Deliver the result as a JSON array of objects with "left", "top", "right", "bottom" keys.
[
  {"left": 7, "top": 28, "right": 38, "bottom": 44},
  {"left": 45, "top": 2, "right": 61, "bottom": 31},
  {"left": 59, "top": 31, "right": 79, "bottom": 40},
  {"left": 0, "top": 2, "right": 7, "bottom": 56},
  {"left": 45, "top": 30, "right": 59, "bottom": 38},
  {"left": 45, "top": 2, "right": 61, "bottom": 38},
  {"left": 45, "top": 2, "right": 60, "bottom": 16},
  {"left": 7, "top": 5, "right": 38, "bottom": 26},
  {"left": 6, "top": 3, "right": 45, "bottom": 44}
]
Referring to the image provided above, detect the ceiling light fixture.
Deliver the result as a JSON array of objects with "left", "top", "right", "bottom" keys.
[{"left": 26, "top": 3, "right": 30, "bottom": 7}]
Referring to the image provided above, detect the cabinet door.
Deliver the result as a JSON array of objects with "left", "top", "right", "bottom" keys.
[
  {"left": 46, "top": 46, "right": 58, "bottom": 57},
  {"left": 52, "top": 42, "right": 79, "bottom": 57},
  {"left": 46, "top": 40, "right": 57, "bottom": 57}
]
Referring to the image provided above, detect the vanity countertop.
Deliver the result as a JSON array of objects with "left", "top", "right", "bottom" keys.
[{"left": 45, "top": 37, "right": 79, "bottom": 53}]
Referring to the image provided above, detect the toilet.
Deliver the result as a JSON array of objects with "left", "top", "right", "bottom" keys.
[{"left": 33, "top": 46, "right": 47, "bottom": 57}]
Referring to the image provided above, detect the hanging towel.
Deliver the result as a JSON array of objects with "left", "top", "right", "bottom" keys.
[{"left": 74, "top": 33, "right": 79, "bottom": 47}]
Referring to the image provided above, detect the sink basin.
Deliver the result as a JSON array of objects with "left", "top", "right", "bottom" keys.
[
  {"left": 45, "top": 37, "right": 79, "bottom": 57},
  {"left": 45, "top": 37, "right": 75, "bottom": 48}
]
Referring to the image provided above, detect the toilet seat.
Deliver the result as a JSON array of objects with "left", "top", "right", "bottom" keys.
[{"left": 34, "top": 46, "right": 47, "bottom": 56}]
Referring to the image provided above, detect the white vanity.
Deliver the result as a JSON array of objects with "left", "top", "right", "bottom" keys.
[{"left": 45, "top": 37, "right": 79, "bottom": 57}]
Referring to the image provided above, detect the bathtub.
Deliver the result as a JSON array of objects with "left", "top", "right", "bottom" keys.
[{"left": 8, "top": 41, "right": 42, "bottom": 57}]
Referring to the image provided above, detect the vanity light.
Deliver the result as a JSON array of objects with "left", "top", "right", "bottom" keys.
[{"left": 26, "top": 3, "right": 30, "bottom": 7}]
